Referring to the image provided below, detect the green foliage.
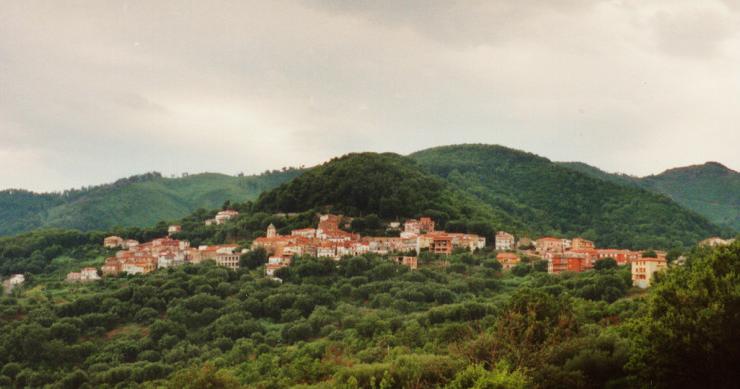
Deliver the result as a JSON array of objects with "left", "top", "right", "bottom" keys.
[
  {"left": 0, "top": 219, "right": 735, "bottom": 387},
  {"left": 562, "top": 161, "right": 740, "bottom": 231},
  {"left": 627, "top": 241, "right": 740, "bottom": 388},
  {"left": 446, "top": 361, "right": 529, "bottom": 389},
  {"left": 240, "top": 247, "right": 268, "bottom": 270},
  {"left": 411, "top": 144, "right": 727, "bottom": 249},
  {"left": 166, "top": 363, "right": 240, "bottom": 389},
  {"left": 255, "top": 153, "right": 499, "bottom": 231},
  {"left": 0, "top": 170, "right": 303, "bottom": 236},
  {"left": 594, "top": 257, "right": 617, "bottom": 270}
]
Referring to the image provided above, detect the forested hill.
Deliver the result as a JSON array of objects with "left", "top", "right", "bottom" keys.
[
  {"left": 254, "top": 152, "right": 516, "bottom": 231},
  {"left": 409, "top": 144, "right": 728, "bottom": 249},
  {"left": 559, "top": 161, "right": 740, "bottom": 231},
  {"left": 0, "top": 170, "right": 302, "bottom": 236}
]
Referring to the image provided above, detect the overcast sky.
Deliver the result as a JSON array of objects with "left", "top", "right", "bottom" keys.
[{"left": 1, "top": 0, "right": 739, "bottom": 192}]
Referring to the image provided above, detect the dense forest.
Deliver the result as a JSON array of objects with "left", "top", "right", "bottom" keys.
[
  {"left": 560, "top": 161, "right": 740, "bottom": 231},
  {"left": 1, "top": 233, "right": 738, "bottom": 388},
  {"left": 0, "top": 170, "right": 303, "bottom": 236},
  {"left": 410, "top": 145, "right": 729, "bottom": 249}
]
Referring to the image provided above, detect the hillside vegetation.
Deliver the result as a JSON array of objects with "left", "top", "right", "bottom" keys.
[
  {"left": 560, "top": 161, "right": 740, "bottom": 231},
  {"left": 0, "top": 233, "right": 737, "bottom": 388},
  {"left": 410, "top": 144, "right": 726, "bottom": 249},
  {"left": 254, "top": 153, "right": 517, "bottom": 231},
  {"left": 0, "top": 171, "right": 302, "bottom": 236}
]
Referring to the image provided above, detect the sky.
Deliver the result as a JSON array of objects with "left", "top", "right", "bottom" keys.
[{"left": 1, "top": 0, "right": 739, "bottom": 192}]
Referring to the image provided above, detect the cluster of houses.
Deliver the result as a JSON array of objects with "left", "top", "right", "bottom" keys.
[
  {"left": 254, "top": 215, "right": 485, "bottom": 276},
  {"left": 58, "top": 209, "right": 732, "bottom": 289},
  {"left": 66, "top": 228, "right": 244, "bottom": 281},
  {"left": 493, "top": 231, "right": 667, "bottom": 288}
]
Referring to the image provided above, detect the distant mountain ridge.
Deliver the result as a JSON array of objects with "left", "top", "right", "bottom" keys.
[
  {"left": 559, "top": 161, "right": 740, "bottom": 230},
  {"left": 0, "top": 170, "right": 303, "bottom": 236},
  {"left": 1, "top": 144, "right": 734, "bottom": 248}
]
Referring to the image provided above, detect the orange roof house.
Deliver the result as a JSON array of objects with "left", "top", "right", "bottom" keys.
[{"left": 496, "top": 252, "right": 520, "bottom": 270}]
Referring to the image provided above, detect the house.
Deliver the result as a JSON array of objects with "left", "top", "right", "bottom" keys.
[
  {"left": 197, "top": 245, "right": 241, "bottom": 270},
  {"left": 318, "top": 214, "right": 342, "bottom": 232},
  {"left": 316, "top": 242, "right": 337, "bottom": 258},
  {"left": 572, "top": 238, "right": 595, "bottom": 250},
  {"left": 158, "top": 251, "right": 186, "bottom": 268},
  {"left": 8, "top": 274, "right": 25, "bottom": 286},
  {"left": 291, "top": 227, "right": 316, "bottom": 239},
  {"left": 548, "top": 252, "right": 588, "bottom": 274},
  {"left": 122, "top": 256, "right": 157, "bottom": 275},
  {"left": 3, "top": 274, "right": 25, "bottom": 294},
  {"left": 124, "top": 239, "right": 139, "bottom": 249},
  {"left": 496, "top": 252, "right": 520, "bottom": 271},
  {"left": 266, "top": 256, "right": 291, "bottom": 277},
  {"left": 168, "top": 225, "right": 182, "bottom": 235},
  {"left": 495, "top": 231, "right": 515, "bottom": 251},
  {"left": 216, "top": 247, "right": 241, "bottom": 271},
  {"left": 561, "top": 239, "right": 572, "bottom": 250},
  {"left": 102, "top": 257, "right": 122, "bottom": 275},
  {"left": 419, "top": 217, "right": 436, "bottom": 233},
  {"left": 394, "top": 256, "right": 418, "bottom": 270},
  {"left": 215, "top": 210, "right": 240, "bottom": 224},
  {"left": 403, "top": 219, "right": 421, "bottom": 235},
  {"left": 517, "top": 237, "right": 534, "bottom": 250},
  {"left": 66, "top": 268, "right": 101, "bottom": 283},
  {"left": 632, "top": 257, "right": 667, "bottom": 288},
  {"left": 699, "top": 237, "right": 734, "bottom": 247},
  {"left": 429, "top": 235, "right": 453, "bottom": 255},
  {"left": 566, "top": 249, "right": 599, "bottom": 270},
  {"left": 81, "top": 267, "right": 101, "bottom": 281},
  {"left": 596, "top": 249, "right": 641, "bottom": 266},
  {"left": 536, "top": 237, "right": 564, "bottom": 254},
  {"left": 104, "top": 236, "right": 124, "bottom": 248}
]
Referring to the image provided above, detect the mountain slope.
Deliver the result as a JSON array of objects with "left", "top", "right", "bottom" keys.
[
  {"left": 254, "top": 152, "right": 511, "bottom": 227},
  {"left": 0, "top": 170, "right": 302, "bottom": 235},
  {"left": 557, "top": 162, "right": 641, "bottom": 188},
  {"left": 559, "top": 161, "right": 740, "bottom": 231},
  {"left": 410, "top": 144, "right": 727, "bottom": 249}
]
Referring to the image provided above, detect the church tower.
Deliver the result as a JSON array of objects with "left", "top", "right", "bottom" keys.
[{"left": 267, "top": 223, "right": 277, "bottom": 238}]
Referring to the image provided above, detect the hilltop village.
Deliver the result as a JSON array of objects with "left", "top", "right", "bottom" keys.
[{"left": 32, "top": 209, "right": 733, "bottom": 292}]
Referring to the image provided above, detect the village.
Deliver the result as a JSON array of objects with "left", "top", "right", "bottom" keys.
[{"left": 4, "top": 209, "right": 735, "bottom": 294}]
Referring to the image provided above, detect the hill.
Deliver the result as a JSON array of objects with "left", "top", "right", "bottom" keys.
[
  {"left": 254, "top": 152, "right": 510, "bottom": 228},
  {"left": 410, "top": 144, "right": 727, "bottom": 249},
  {"left": 0, "top": 170, "right": 302, "bottom": 236},
  {"left": 559, "top": 161, "right": 740, "bottom": 231}
]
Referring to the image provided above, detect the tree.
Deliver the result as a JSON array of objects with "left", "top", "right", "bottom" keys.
[
  {"left": 642, "top": 250, "right": 657, "bottom": 258},
  {"left": 166, "top": 363, "right": 240, "bottom": 389},
  {"left": 593, "top": 258, "right": 617, "bottom": 271},
  {"left": 240, "top": 248, "right": 267, "bottom": 270},
  {"left": 483, "top": 259, "right": 502, "bottom": 272},
  {"left": 447, "top": 362, "right": 529, "bottom": 389},
  {"left": 628, "top": 242, "right": 740, "bottom": 388},
  {"left": 511, "top": 264, "right": 531, "bottom": 277}
]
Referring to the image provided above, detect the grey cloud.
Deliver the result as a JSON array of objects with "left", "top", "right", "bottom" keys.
[
  {"left": 651, "top": 7, "right": 738, "bottom": 58},
  {"left": 0, "top": 0, "right": 738, "bottom": 191}
]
